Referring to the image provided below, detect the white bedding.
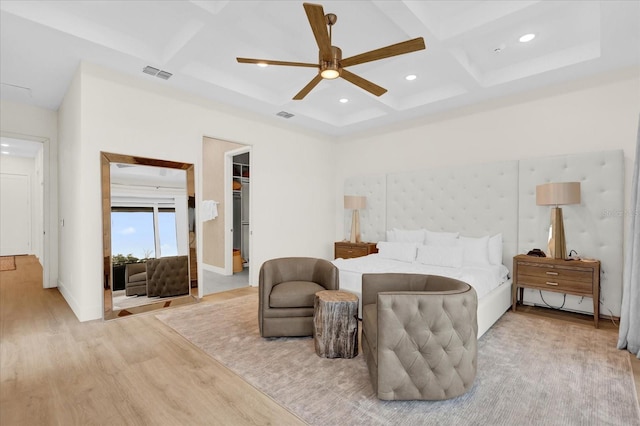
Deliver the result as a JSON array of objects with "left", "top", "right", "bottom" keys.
[{"left": 332, "top": 254, "right": 509, "bottom": 314}]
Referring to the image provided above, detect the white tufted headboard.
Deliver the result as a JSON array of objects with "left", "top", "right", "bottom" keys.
[
  {"left": 343, "top": 149, "right": 625, "bottom": 317},
  {"left": 518, "top": 150, "right": 624, "bottom": 317},
  {"left": 385, "top": 161, "right": 519, "bottom": 268}
]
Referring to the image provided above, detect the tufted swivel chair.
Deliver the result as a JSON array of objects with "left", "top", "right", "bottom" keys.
[
  {"left": 259, "top": 257, "right": 339, "bottom": 338},
  {"left": 361, "top": 273, "right": 478, "bottom": 401},
  {"left": 146, "top": 255, "right": 190, "bottom": 298}
]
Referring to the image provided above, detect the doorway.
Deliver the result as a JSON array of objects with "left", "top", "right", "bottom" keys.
[
  {"left": 200, "top": 137, "right": 251, "bottom": 296},
  {"left": 0, "top": 136, "right": 45, "bottom": 280}
]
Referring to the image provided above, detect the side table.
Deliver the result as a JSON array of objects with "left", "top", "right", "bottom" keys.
[
  {"left": 512, "top": 254, "right": 601, "bottom": 328},
  {"left": 313, "top": 290, "right": 359, "bottom": 358}
]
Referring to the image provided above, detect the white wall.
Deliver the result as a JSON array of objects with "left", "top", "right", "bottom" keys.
[
  {"left": 59, "top": 62, "right": 336, "bottom": 321},
  {"left": 335, "top": 67, "right": 640, "bottom": 317},
  {"left": 57, "top": 67, "right": 86, "bottom": 318},
  {"left": 0, "top": 100, "right": 58, "bottom": 288}
]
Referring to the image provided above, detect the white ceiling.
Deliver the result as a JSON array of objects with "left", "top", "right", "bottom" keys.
[{"left": 1, "top": 1, "right": 639, "bottom": 137}]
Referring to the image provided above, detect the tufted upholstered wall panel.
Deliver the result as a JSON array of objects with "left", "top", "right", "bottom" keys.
[
  {"left": 386, "top": 161, "right": 519, "bottom": 268},
  {"left": 518, "top": 150, "right": 624, "bottom": 316},
  {"left": 343, "top": 174, "right": 386, "bottom": 243},
  {"left": 343, "top": 149, "right": 625, "bottom": 318}
]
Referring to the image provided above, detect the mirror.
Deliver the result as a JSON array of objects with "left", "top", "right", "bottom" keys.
[{"left": 102, "top": 152, "right": 197, "bottom": 319}]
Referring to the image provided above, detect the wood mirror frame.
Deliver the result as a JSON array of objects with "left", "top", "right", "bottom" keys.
[{"left": 101, "top": 151, "right": 198, "bottom": 320}]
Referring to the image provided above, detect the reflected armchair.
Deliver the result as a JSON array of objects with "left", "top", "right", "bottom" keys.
[
  {"left": 259, "top": 257, "right": 339, "bottom": 338},
  {"left": 146, "top": 255, "right": 190, "bottom": 298},
  {"left": 124, "top": 262, "right": 147, "bottom": 296}
]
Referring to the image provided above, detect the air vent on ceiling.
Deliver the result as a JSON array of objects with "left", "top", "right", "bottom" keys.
[
  {"left": 276, "top": 111, "right": 295, "bottom": 119},
  {"left": 156, "top": 70, "right": 173, "bottom": 80},
  {"left": 143, "top": 66, "right": 172, "bottom": 80}
]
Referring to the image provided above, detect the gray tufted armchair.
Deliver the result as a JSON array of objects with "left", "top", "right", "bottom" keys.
[
  {"left": 146, "top": 255, "right": 190, "bottom": 298},
  {"left": 361, "top": 273, "right": 478, "bottom": 401},
  {"left": 259, "top": 257, "right": 339, "bottom": 338}
]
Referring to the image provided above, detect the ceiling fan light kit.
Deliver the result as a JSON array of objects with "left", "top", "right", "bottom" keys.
[
  {"left": 236, "top": 2, "right": 426, "bottom": 100},
  {"left": 320, "top": 46, "right": 341, "bottom": 79}
]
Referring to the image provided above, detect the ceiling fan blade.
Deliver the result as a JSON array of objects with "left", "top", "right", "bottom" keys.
[
  {"left": 303, "top": 3, "right": 332, "bottom": 61},
  {"left": 341, "top": 37, "right": 426, "bottom": 67},
  {"left": 340, "top": 69, "right": 387, "bottom": 97},
  {"left": 293, "top": 74, "right": 323, "bottom": 100},
  {"left": 237, "top": 57, "right": 318, "bottom": 68}
]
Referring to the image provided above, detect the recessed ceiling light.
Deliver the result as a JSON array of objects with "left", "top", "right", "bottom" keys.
[
  {"left": 1, "top": 143, "right": 9, "bottom": 147},
  {"left": 339, "top": 98, "right": 349, "bottom": 103},
  {"left": 257, "top": 63, "right": 268, "bottom": 68},
  {"left": 405, "top": 74, "right": 417, "bottom": 81},
  {"left": 519, "top": 33, "right": 536, "bottom": 43},
  {"left": 1, "top": 151, "right": 9, "bottom": 155}
]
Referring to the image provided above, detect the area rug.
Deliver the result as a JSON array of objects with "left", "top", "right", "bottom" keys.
[
  {"left": 0, "top": 256, "right": 16, "bottom": 271},
  {"left": 156, "top": 295, "right": 640, "bottom": 426}
]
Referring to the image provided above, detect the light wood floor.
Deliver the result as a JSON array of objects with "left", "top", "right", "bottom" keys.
[
  {"left": 0, "top": 256, "right": 304, "bottom": 425},
  {"left": 1, "top": 255, "right": 638, "bottom": 425}
]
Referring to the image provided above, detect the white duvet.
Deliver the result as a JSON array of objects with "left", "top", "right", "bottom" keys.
[{"left": 332, "top": 254, "right": 509, "bottom": 311}]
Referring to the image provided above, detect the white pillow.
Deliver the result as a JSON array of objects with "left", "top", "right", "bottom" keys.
[
  {"left": 416, "top": 245, "right": 463, "bottom": 268},
  {"left": 425, "top": 230, "right": 459, "bottom": 246},
  {"left": 387, "top": 228, "right": 425, "bottom": 244},
  {"left": 488, "top": 233, "right": 503, "bottom": 265},
  {"left": 459, "top": 235, "right": 491, "bottom": 266},
  {"left": 376, "top": 242, "right": 418, "bottom": 262}
]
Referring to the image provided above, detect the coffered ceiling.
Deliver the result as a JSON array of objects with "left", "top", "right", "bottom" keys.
[{"left": 1, "top": 1, "right": 639, "bottom": 137}]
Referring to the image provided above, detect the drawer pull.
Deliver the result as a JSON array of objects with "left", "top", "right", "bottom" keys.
[
  {"left": 545, "top": 271, "right": 558, "bottom": 276},
  {"left": 545, "top": 282, "right": 559, "bottom": 286}
]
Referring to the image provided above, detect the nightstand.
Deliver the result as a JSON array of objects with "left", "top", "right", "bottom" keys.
[
  {"left": 334, "top": 241, "right": 378, "bottom": 259},
  {"left": 512, "top": 254, "right": 601, "bottom": 328}
]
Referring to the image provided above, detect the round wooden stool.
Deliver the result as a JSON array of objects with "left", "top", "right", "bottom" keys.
[{"left": 313, "top": 290, "right": 359, "bottom": 359}]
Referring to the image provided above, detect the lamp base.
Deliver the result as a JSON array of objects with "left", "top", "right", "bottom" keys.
[
  {"left": 349, "top": 210, "right": 361, "bottom": 243},
  {"left": 548, "top": 207, "right": 567, "bottom": 259}
]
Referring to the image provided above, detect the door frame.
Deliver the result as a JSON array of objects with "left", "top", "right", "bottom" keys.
[
  {"left": 224, "top": 146, "right": 252, "bottom": 277},
  {"left": 0, "top": 132, "right": 49, "bottom": 287}
]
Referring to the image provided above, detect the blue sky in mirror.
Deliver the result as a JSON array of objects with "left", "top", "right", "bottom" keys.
[{"left": 112, "top": 212, "right": 177, "bottom": 260}]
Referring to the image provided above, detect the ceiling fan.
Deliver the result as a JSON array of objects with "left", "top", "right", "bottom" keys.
[{"left": 236, "top": 2, "right": 426, "bottom": 100}]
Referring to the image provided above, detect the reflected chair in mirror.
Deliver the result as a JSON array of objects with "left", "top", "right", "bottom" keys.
[
  {"left": 146, "top": 255, "right": 190, "bottom": 298},
  {"left": 258, "top": 257, "right": 339, "bottom": 337},
  {"left": 125, "top": 263, "right": 147, "bottom": 296},
  {"left": 361, "top": 273, "right": 478, "bottom": 401}
]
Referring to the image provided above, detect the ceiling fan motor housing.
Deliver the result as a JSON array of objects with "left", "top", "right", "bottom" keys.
[{"left": 320, "top": 46, "right": 341, "bottom": 79}]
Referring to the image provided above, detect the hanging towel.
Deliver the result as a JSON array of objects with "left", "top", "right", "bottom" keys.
[{"left": 201, "top": 200, "right": 219, "bottom": 221}]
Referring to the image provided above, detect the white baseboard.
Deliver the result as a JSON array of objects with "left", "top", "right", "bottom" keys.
[{"left": 57, "top": 279, "right": 102, "bottom": 322}]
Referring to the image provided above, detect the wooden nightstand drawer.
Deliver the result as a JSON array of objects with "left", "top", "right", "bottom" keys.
[
  {"left": 334, "top": 242, "right": 378, "bottom": 259},
  {"left": 515, "top": 274, "right": 592, "bottom": 294},
  {"left": 517, "top": 263, "right": 593, "bottom": 283},
  {"left": 336, "top": 246, "right": 368, "bottom": 258}
]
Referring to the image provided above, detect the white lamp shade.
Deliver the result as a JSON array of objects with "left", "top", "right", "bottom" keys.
[
  {"left": 536, "top": 182, "right": 581, "bottom": 206},
  {"left": 344, "top": 195, "right": 366, "bottom": 210}
]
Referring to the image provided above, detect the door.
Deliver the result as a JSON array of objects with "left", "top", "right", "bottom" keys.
[{"left": 0, "top": 173, "right": 31, "bottom": 255}]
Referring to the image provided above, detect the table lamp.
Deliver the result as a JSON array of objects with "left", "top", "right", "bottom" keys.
[
  {"left": 536, "top": 182, "right": 581, "bottom": 259},
  {"left": 344, "top": 195, "right": 366, "bottom": 243}
]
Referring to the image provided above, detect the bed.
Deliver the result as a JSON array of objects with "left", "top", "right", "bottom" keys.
[
  {"left": 341, "top": 160, "right": 520, "bottom": 338},
  {"left": 333, "top": 230, "right": 512, "bottom": 338}
]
